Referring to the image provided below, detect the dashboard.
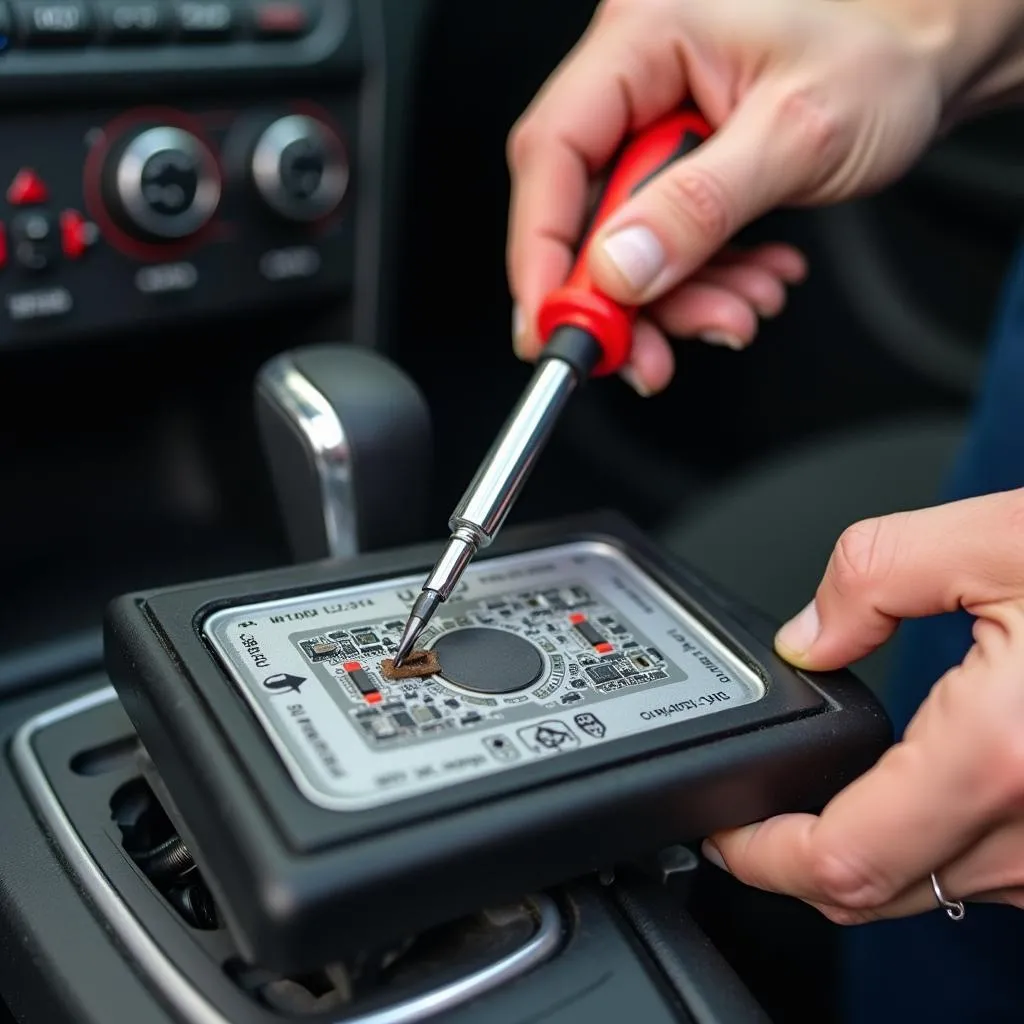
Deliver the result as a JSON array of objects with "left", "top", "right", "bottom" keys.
[
  {"left": 0, "top": 0, "right": 437, "bottom": 658},
  {"left": 0, "top": 1, "right": 411, "bottom": 353}
]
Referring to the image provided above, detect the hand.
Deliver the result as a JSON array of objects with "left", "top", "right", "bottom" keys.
[
  {"left": 506, "top": 0, "right": 946, "bottom": 394},
  {"left": 704, "top": 489, "right": 1024, "bottom": 923}
]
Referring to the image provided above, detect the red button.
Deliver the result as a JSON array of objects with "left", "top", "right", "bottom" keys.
[
  {"left": 569, "top": 613, "right": 586, "bottom": 625},
  {"left": 365, "top": 692, "right": 382, "bottom": 704},
  {"left": 343, "top": 660, "right": 361, "bottom": 672},
  {"left": 0, "top": 223, "right": 6, "bottom": 269},
  {"left": 254, "top": 1, "right": 309, "bottom": 36},
  {"left": 60, "top": 210, "right": 91, "bottom": 259},
  {"left": 7, "top": 169, "right": 49, "bottom": 206},
  {"left": 595, "top": 642, "right": 614, "bottom": 655}
]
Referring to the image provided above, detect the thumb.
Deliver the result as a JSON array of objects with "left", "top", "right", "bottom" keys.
[
  {"left": 586, "top": 88, "right": 817, "bottom": 304},
  {"left": 774, "top": 491, "right": 1024, "bottom": 671}
]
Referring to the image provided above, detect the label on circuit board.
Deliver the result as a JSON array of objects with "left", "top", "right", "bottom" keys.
[{"left": 202, "top": 541, "right": 766, "bottom": 811}]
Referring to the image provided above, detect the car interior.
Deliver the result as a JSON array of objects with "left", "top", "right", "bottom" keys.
[{"left": 2, "top": 2, "right": 1022, "bottom": 1022}]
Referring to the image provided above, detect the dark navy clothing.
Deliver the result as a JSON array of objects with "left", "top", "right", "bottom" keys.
[{"left": 842, "top": 242, "right": 1024, "bottom": 1023}]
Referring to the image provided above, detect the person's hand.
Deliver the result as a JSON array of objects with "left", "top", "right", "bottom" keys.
[
  {"left": 507, "top": 0, "right": 948, "bottom": 394},
  {"left": 703, "top": 489, "right": 1024, "bottom": 922}
]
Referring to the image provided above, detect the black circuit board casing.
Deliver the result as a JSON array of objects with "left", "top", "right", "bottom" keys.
[{"left": 104, "top": 512, "right": 892, "bottom": 973}]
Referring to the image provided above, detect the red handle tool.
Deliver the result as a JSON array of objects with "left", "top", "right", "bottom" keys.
[
  {"left": 390, "top": 107, "right": 714, "bottom": 663},
  {"left": 536, "top": 107, "right": 713, "bottom": 377}
]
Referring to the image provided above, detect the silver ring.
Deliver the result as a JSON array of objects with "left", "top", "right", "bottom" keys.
[{"left": 931, "top": 872, "right": 965, "bottom": 921}]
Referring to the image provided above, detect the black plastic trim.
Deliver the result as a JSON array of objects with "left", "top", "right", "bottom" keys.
[
  {"left": 0, "top": 628, "right": 103, "bottom": 698},
  {"left": 613, "top": 875, "right": 772, "bottom": 1024},
  {"left": 103, "top": 510, "right": 892, "bottom": 973}
]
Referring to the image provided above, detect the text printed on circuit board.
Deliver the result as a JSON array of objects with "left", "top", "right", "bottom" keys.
[{"left": 203, "top": 542, "right": 766, "bottom": 811}]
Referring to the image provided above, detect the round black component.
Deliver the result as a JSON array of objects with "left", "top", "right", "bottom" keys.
[
  {"left": 134, "top": 834, "right": 196, "bottom": 884},
  {"left": 432, "top": 628, "right": 544, "bottom": 695},
  {"left": 279, "top": 138, "right": 326, "bottom": 202},
  {"left": 167, "top": 882, "right": 219, "bottom": 931},
  {"left": 10, "top": 211, "right": 58, "bottom": 272},
  {"left": 250, "top": 114, "right": 349, "bottom": 222},
  {"left": 140, "top": 152, "right": 199, "bottom": 217},
  {"left": 103, "top": 125, "right": 221, "bottom": 240}
]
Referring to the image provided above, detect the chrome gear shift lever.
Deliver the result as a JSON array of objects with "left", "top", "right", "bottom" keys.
[{"left": 255, "top": 343, "right": 432, "bottom": 563}]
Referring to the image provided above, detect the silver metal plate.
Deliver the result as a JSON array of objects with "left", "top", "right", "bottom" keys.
[{"left": 203, "top": 541, "right": 766, "bottom": 812}]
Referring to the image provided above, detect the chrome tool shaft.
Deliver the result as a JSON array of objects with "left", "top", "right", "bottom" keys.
[{"left": 392, "top": 357, "right": 579, "bottom": 664}]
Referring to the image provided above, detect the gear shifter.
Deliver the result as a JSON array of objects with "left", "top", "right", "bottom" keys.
[{"left": 255, "top": 343, "right": 432, "bottom": 563}]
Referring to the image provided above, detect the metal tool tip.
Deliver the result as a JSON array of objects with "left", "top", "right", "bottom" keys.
[
  {"left": 392, "top": 590, "right": 443, "bottom": 668},
  {"left": 392, "top": 618, "right": 423, "bottom": 668}
]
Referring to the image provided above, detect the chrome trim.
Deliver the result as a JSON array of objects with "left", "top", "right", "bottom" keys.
[
  {"left": 115, "top": 126, "right": 222, "bottom": 239},
  {"left": 252, "top": 115, "right": 350, "bottom": 222},
  {"left": 257, "top": 353, "right": 358, "bottom": 560},
  {"left": 401, "top": 358, "right": 579, "bottom": 644},
  {"left": 451, "top": 357, "right": 578, "bottom": 546},
  {"left": 11, "top": 688, "right": 564, "bottom": 1024}
]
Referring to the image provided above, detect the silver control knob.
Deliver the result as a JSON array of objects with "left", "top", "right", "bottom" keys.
[
  {"left": 251, "top": 115, "right": 349, "bottom": 222},
  {"left": 106, "top": 126, "right": 222, "bottom": 240}
]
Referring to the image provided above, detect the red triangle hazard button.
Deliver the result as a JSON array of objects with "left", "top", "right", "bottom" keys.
[{"left": 7, "top": 169, "right": 49, "bottom": 206}]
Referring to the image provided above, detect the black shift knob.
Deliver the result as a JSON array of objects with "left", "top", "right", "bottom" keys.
[{"left": 255, "top": 344, "right": 432, "bottom": 563}]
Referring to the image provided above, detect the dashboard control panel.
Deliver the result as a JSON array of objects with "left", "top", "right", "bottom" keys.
[
  {"left": 0, "top": 96, "right": 357, "bottom": 346},
  {"left": 0, "top": 1, "right": 356, "bottom": 79}
]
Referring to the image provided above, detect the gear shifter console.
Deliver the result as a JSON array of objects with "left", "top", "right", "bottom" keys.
[{"left": 105, "top": 514, "right": 891, "bottom": 974}]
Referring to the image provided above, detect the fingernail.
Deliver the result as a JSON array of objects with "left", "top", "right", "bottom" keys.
[
  {"left": 776, "top": 600, "right": 821, "bottom": 659},
  {"left": 702, "top": 840, "right": 729, "bottom": 872},
  {"left": 700, "top": 331, "right": 745, "bottom": 350},
  {"left": 512, "top": 305, "right": 529, "bottom": 360},
  {"left": 619, "top": 365, "right": 652, "bottom": 397},
  {"left": 600, "top": 225, "right": 665, "bottom": 292}
]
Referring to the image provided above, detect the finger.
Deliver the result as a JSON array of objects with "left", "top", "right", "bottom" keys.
[
  {"left": 586, "top": 85, "right": 827, "bottom": 305},
  {"left": 692, "top": 263, "right": 788, "bottom": 319},
  {"left": 940, "top": 804, "right": 1024, "bottom": 901},
  {"left": 618, "top": 317, "right": 675, "bottom": 396},
  {"left": 878, "top": 820, "right": 1024, "bottom": 919},
  {"left": 514, "top": 247, "right": 797, "bottom": 361},
  {"left": 809, "top": 887, "right": 1023, "bottom": 926},
  {"left": 651, "top": 281, "right": 759, "bottom": 348},
  {"left": 705, "top": 716, "right": 994, "bottom": 911},
  {"left": 815, "top": 818, "right": 1024, "bottom": 923},
  {"left": 709, "top": 603, "right": 1024, "bottom": 913},
  {"left": 643, "top": 242, "right": 806, "bottom": 345},
  {"left": 506, "top": 4, "right": 688, "bottom": 352},
  {"left": 716, "top": 242, "right": 808, "bottom": 284},
  {"left": 774, "top": 489, "right": 1024, "bottom": 670},
  {"left": 809, "top": 875, "right": 972, "bottom": 925}
]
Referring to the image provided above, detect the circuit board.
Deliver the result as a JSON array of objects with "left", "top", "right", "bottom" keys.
[{"left": 203, "top": 541, "right": 767, "bottom": 811}]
